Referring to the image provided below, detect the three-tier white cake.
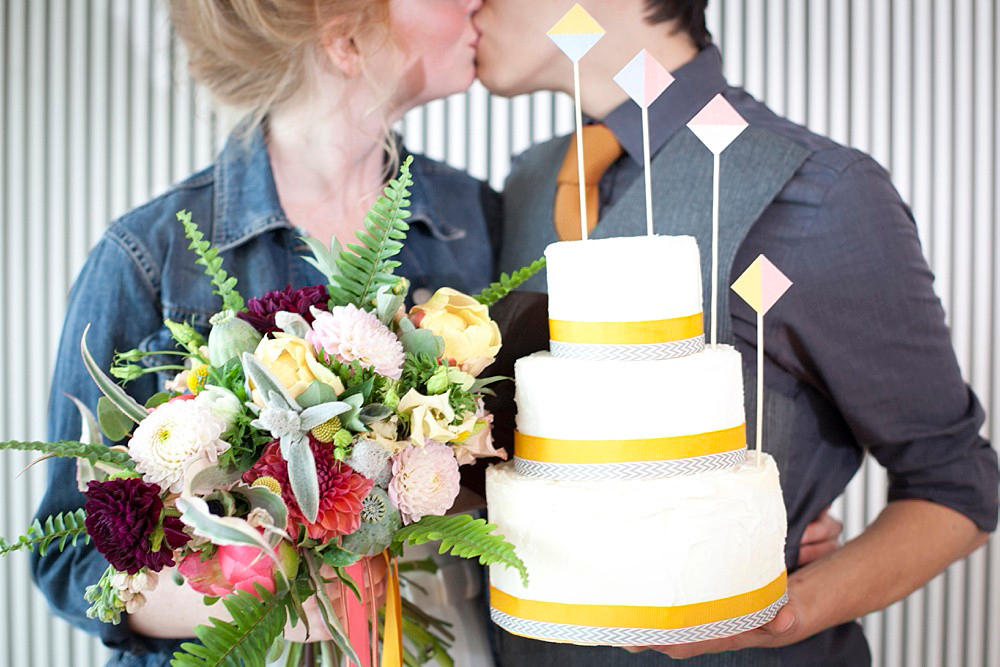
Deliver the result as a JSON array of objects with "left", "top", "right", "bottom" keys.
[{"left": 487, "top": 235, "right": 788, "bottom": 646}]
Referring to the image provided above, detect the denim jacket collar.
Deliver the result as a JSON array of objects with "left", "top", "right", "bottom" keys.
[{"left": 210, "top": 120, "right": 446, "bottom": 252}]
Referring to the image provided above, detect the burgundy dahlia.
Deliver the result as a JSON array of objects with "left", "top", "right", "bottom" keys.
[
  {"left": 243, "top": 437, "right": 372, "bottom": 542},
  {"left": 237, "top": 285, "right": 330, "bottom": 334},
  {"left": 83, "top": 478, "right": 190, "bottom": 574}
]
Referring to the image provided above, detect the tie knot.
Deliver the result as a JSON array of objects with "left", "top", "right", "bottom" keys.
[{"left": 557, "top": 123, "right": 624, "bottom": 185}]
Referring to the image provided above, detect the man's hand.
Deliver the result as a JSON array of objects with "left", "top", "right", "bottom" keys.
[
  {"left": 622, "top": 587, "right": 802, "bottom": 658},
  {"left": 798, "top": 505, "right": 842, "bottom": 566}
]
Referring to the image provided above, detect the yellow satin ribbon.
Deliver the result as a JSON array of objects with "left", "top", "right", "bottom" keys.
[
  {"left": 515, "top": 424, "right": 746, "bottom": 464},
  {"left": 381, "top": 552, "right": 402, "bottom": 667},
  {"left": 549, "top": 313, "right": 703, "bottom": 345},
  {"left": 491, "top": 571, "right": 786, "bottom": 630}
]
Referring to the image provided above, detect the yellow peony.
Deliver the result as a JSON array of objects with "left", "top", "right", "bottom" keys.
[
  {"left": 410, "top": 288, "right": 501, "bottom": 376},
  {"left": 252, "top": 333, "right": 344, "bottom": 406}
]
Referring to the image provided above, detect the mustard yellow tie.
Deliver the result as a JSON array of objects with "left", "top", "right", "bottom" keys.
[{"left": 554, "top": 123, "right": 624, "bottom": 241}]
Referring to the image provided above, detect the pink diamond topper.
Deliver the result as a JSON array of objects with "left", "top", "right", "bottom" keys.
[
  {"left": 731, "top": 255, "right": 792, "bottom": 316},
  {"left": 613, "top": 49, "right": 675, "bottom": 109},
  {"left": 687, "top": 94, "right": 749, "bottom": 154}
]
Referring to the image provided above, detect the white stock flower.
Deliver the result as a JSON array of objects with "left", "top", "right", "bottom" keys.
[{"left": 128, "top": 400, "right": 231, "bottom": 493}]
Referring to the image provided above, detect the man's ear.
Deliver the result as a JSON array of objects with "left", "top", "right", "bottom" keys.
[{"left": 320, "top": 24, "right": 360, "bottom": 78}]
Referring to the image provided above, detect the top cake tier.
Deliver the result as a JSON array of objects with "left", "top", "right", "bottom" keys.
[{"left": 546, "top": 236, "right": 705, "bottom": 361}]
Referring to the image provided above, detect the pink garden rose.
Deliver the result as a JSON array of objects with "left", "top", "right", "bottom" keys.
[{"left": 179, "top": 542, "right": 298, "bottom": 599}]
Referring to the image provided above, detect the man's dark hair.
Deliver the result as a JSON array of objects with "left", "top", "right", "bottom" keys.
[{"left": 644, "top": 0, "right": 712, "bottom": 49}]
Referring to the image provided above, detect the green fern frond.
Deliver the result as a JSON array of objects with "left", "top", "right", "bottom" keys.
[
  {"left": 171, "top": 585, "right": 289, "bottom": 667},
  {"left": 0, "top": 440, "right": 134, "bottom": 468},
  {"left": 0, "top": 509, "right": 90, "bottom": 557},
  {"left": 474, "top": 256, "right": 547, "bottom": 307},
  {"left": 392, "top": 514, "right": 528, "bottom": 586},
  {"left": 176, "top": 210, "right": 245, "bottom": 313},
  {"left": 327, "top": 157, "right": 413, "bottom": 308}
]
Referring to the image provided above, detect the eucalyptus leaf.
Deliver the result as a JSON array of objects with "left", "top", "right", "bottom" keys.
[
  {"left": 175, "top": 496, "right": 282, "bottom": 567},
  {"left": 470, "top": 376, "right": 510, "bottom": 393},
  {"left": 144, "top": 392, "right": 172, "bottom": 410},
  {"left": 400, "top": 328, "right": 445, "bottom": 358},
  {"left": 80, "top": 324, "right": 148, "bottom": 423},
  {"left": 296, "top": 381, "right": 340, "bottom": 410},
  {"left": 285, "top": 435, "right": 320, "bottom": 523},
  {"left": 97, "top": 396, "right": 134, "bottom": 442},
  {"left": 274, "top": 311, "right": 311, "bottom": 339},
  {"left": 318, "top": 545, "right": 362, "bottom": 568},
  {"left": 359, "top": 403, "right": 394, "bottom": 424},
  {"left": 232, "top": 484, "right": 289, "bottom": 536}
]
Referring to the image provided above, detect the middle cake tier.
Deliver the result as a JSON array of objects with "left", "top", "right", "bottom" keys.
[{"left": 514, "top": 344, "right": 747, "bottom": 480}]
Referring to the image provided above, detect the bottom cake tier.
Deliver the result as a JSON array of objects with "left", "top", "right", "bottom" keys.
[{"left": 486, "top": 452, "right": 788, "bottom": 646}]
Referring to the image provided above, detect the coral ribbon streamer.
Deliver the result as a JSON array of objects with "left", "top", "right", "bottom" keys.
[
  {"left": 345, "top": 561, "right": 371, "bottom": 667},
  {"left": 490, "top": 571, "right": 786, "bottom": 629},
  {"left": 515, "top": 424, "right": 746, "bottom": 464},
  {"left": 381, "top": 552, "right": 403, "bottom": 667},
  {"left": 549, "top": 313, "right": 703, "bottom": 345}
]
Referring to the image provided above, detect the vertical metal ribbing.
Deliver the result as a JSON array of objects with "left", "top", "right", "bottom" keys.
[{"left": 0, "top": 3, "right": 10, "bottom": 664}]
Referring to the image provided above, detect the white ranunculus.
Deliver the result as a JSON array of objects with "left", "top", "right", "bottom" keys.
[
  {"left": 194, "top": 385, "right": 243, "bottom": 429},
  {"left": 128, "top": 400, "right": 231, "bottom": 493}
]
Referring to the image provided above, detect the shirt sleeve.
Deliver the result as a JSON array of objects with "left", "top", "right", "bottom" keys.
[
  {"left": 30, "top": 229, "right": 168, "bottom": 653},
  {"left": 770, "top": 156, "right": 998, "bottom": 532}
]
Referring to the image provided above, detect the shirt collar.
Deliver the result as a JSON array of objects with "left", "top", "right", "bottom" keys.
[
  {"left": 602, "top": 44, "right": 728, "bottom": 164},
  {"left": 211, "top": 120, "right": 447, "bottom": 251}
]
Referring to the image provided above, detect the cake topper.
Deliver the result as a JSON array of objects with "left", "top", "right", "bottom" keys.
[
  {"left": 688, "top": 94, "right": 749, "bottom": 345},
  {"left": 731, "top": 255, "right": 792, "bottom": 465},
  {"left": 613, "top": 50, "right": 675, "bottom": 236},
  {"left": 548, "top": 4, "right": 605, "bottom": 241}
]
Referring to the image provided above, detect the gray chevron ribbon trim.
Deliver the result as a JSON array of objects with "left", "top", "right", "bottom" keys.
[
  {"left": 514, "top": 448, "right": 746, "bottom": 480},
  {"left": 491, "top": 592, "right": 788, "bottom": 646},
  {"left": 550, "top": 335, "right": 705, "bottom": 361}
]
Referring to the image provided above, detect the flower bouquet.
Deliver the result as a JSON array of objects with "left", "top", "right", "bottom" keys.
[{"left": 0, "top": 157, "right": 542, "bottom": 666}]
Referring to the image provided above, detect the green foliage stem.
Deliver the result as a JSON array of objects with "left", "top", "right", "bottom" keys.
[
  {"left": 176, "top": 210, "right": 245, "bottom": 312},
  {"left": 327, "top": 157, "right": 413, "bottom": 308},
  {"left": 171, "top": 585, "right": 290, "bottom": 667},
  {"left": 474, "top": 257, "right": 547, "bottom": 307},
  {"left": 0, "top": 440, "right": 134, "bottom": 468},
  {"left": 391, "top": 514, "right": 528, "bottom": 586},
  {"left": 0, "top": 509, "right": 90, "bottom": 557}
]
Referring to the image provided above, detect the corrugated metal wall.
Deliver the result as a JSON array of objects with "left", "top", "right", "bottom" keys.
[{"left": 0, "top": 1, "right": 996, "bottom": 665}]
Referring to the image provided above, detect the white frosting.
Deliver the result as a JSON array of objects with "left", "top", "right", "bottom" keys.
[
  {"left": 545, "top": 236, "right": 702, "bottom": 323},
  {"left": 515, "top": 345, "right": 745, "bottom": 440},
  {"left": 487, "top": 453, "right": 787, "bottom": 606}
]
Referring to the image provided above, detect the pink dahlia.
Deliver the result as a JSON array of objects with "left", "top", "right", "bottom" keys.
[
  {"left": 238, "top": 285, "right": 330, "bottom": 334},
  {"left": 243, "top": 438, "right": 373, "bottom": 541},
  {"left": 388, "top": 441, "right": 461, "bottom": 524},
  {"left": 307, "top": 304, "right": 404, "bottom": 379}
]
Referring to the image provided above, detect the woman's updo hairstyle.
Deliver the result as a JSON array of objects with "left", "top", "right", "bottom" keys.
[{"left": 169, "top": 0, "right": 390, "bottom": 125}]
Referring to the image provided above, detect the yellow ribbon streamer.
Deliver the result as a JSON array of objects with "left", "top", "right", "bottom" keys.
[
  {"left": 491, "top": 571, "right": 786, "bottom": 630},
  {"left": 381, "top": 552, "right": 403, "bottom": 667},
  {"left": 549, "top": 313, "right": 703, "bottom": 345},
  {"left": 515, "top": 424, "right": 746, "bottom": 464}
]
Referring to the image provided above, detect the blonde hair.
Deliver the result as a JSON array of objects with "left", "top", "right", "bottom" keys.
[{"left": 168, "top": 0, "right": 391, "bottom": 131}]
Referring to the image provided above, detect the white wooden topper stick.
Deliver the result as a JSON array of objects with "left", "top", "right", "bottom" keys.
[
  {"left": 613, "top": 50, "right": 675, "bottom": 236},
  {"left": 547, "top": 4, "right": 605, "bottom": 241},
  {"left": 688, "top": 94, "right": 749, "bottom": 345},
  {"left": 731, "top": 255, "right": 792, "bottom": 465}
]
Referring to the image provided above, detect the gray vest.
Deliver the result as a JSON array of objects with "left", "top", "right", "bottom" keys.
[
  {"left": 500, "top": 125, "right": 809, "bottom": 344},
  {"left": 494, "top": 127, "right": 812, "bottom": 667}
]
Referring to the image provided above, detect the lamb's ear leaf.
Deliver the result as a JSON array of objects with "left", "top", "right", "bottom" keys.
[{"left": 284, "top": 435, "right": 320, "bottom": 523}]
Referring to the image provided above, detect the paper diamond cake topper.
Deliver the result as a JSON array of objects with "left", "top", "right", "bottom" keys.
[
  {"left": 687, "top": 93, "right": 749, "bottom": 154},
  {"left": 613, "top": 49, "right": 675, "bottom": 108},
  {"left": 731, "top": 255, "right": 792, "bottom": 315},
  {"left": 547, "top": 4, "right": 605, "bottom": 62}
]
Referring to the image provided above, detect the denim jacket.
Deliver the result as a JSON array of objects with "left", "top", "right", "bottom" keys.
[{"left": 31, "top": 123, "right": 501, "bottom": 665}]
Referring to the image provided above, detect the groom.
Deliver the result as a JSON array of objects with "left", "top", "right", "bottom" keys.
[{"left": 474, "top": 0, "right": 998, "bottom": 665}]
